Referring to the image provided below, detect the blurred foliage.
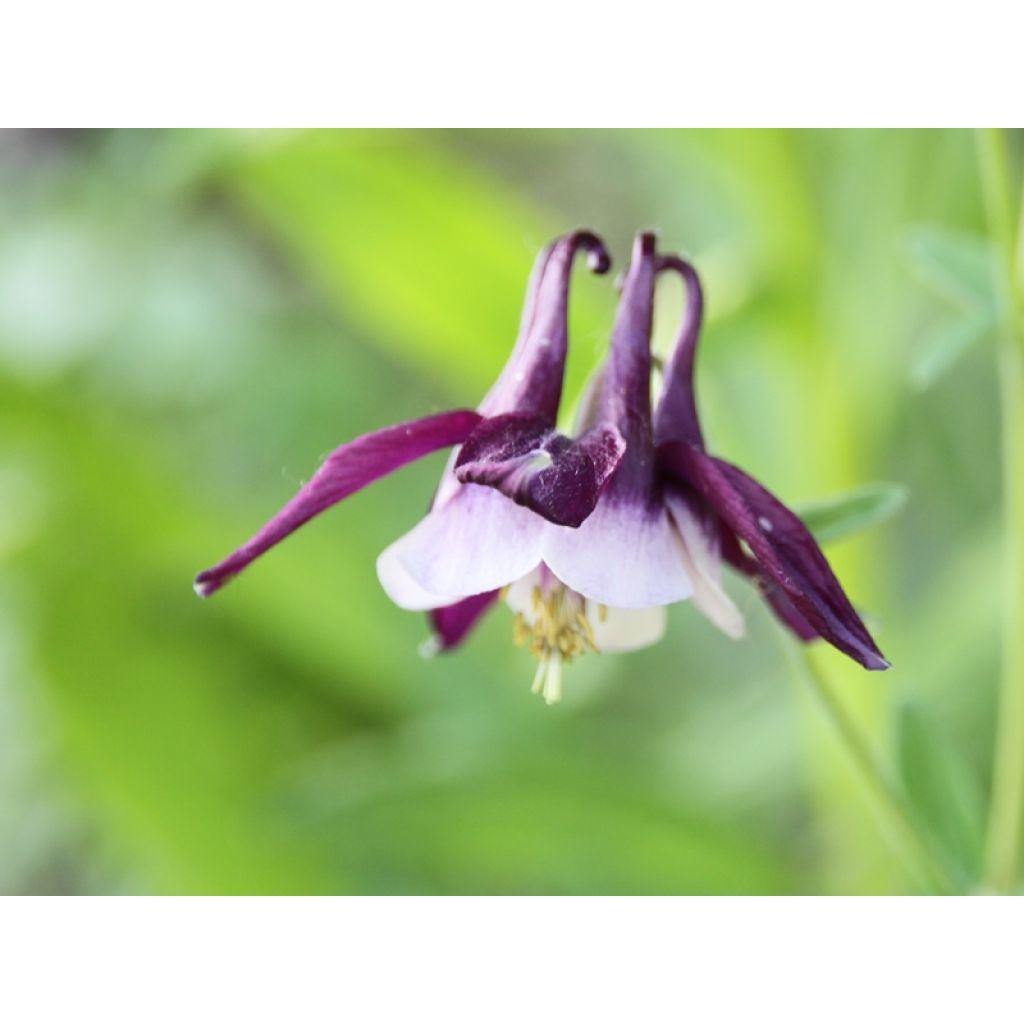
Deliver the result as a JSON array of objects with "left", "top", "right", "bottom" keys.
[
  {"left": 0, "top": 129, "right": 1003, "bottom": 894},
  {"left": 795, "top": 483, "right": 908, "bottom": 547}
]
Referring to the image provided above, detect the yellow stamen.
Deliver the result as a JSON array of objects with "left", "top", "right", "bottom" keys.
[
  {"left": 531, "top": 652, "right": 563, "bottom": 704},
  {"left": 512, "top": 581, "right": 599, "bottom": 703}
]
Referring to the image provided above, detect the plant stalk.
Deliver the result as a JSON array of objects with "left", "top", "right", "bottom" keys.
[
  {"left": 977, "top": 129, "right": 1024, "bottom": 894},
  {"left": 798, "top": 649, "right": 956, "bottom": 893}
]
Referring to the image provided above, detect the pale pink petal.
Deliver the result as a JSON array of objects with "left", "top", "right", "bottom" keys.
[
  {"left": 376, "top": 546, "right": 452, "bottom": 611},
  {"left": 376, "top": 484, "right": 545, "bottom": 609},
  {"left": 540, "top": 498, "right": 693, "bottom": 608},
  {"left": 664, "top": 489, "right": 746, "bottom": 639}
]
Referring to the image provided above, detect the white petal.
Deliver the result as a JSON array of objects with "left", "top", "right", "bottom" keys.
[
  {"left": 503, "top": 566, "right": 542, "bottom": 616},
  {"left": 376, "top": 546, "right": 451, "bottom": 610},
  {"left": 587, "top": 603, "right": 666, "bottom": 652},
  {"left": 376, "top": 483, "right": 545, "bottom": 609},
  {"left": 664, "top": 490, "right": 746, "bottom": 639},
  {"left": 541, "top": 498, "right": 694, "bottom": 608}
]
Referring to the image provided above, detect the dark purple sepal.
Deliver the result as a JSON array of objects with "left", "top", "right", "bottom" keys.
[
  {"left": 428, "top": 590, "right": 500, "bottom": 652},
  {"left": 719, "top": 527, "right": 819, "bottom": 642},
  {"left": 454, "top": 412, "right": 626, "bottom": 528},
  {"left": 194, "top": 408, "right": 482, "bottom": 597},
  {"left": 659, "top": 441, "right": 889, "bottom": 670}
]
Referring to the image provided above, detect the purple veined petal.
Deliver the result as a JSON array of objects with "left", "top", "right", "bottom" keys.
[
  {"left": 663, "top": 485, "right": 745, "bottom": 639},
  {"left": 427, "top": 591, "right": 500, "bottom": 653},
  {"left": 376, "top": 483, "right": 545, "bottom": 609},
  {"left": 454, "top": 412, "right": 626, "bottom": 528},
  {"left": 194, "top": 409, "right": 482, "bottom": 598},
  {"left": 479, "top": 230, "right": 611, "bottom": 422},
  {"left": 540, "top": 496, "right": 694, "bottom": 609},
  {"left": 653, "top": 254, "right": 705, "bottom": 449},
  {"left": 719, "top": 528, "right": 819, "bottom": 642},
  {"left": 592, "top": 231, "right": 659, "bottom": 501},
  {"left": 660, "top": 441, "right": 889, "bottom": 670}
]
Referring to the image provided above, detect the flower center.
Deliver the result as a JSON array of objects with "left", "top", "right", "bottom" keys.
[{"left": 509, "top": 582, "right": 601, "bottom": 704}]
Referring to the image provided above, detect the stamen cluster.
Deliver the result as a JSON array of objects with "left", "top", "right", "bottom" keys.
[{"left": 511, "top": 584, "right": 602, "bottom": 703}]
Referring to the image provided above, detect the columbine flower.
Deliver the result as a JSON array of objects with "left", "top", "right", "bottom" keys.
[{"left": 195, "top": 228, "right": 887, "bottom": 705}]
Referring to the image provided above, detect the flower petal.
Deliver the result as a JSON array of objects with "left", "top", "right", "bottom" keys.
[
  {"left": 588, "top": 603, "right": 667, "bottom": 653},
  {"left": 592, "top": 231, "right": 659, "bottom": 502},
  {"left": 376, "top": 483, "right": 545, "bottom": 609},
  {"left": 454, "top": 412, "right": 625, "bottom": 528},
  {"left": 428, "top": 591, "right": 500, "bottom": 652},
  {"left": 479, "top": 230, "right": 610, "bottom": 421},
  {"left": 664, "top": 486, "right": 745, "bottom": 639},
  {"left": 653, "top": 255, "right": 706, "bottom": 448},
  {"left": 194, "top": 409, "right": 481, "bottom": 597},
  {"left": 375, "top": 548, "right": 453, "bottom": 611},
  {"left": 541, "top": 496, "right": 694, "bottom": 608},
  {"left": 660, "top": 442, "right": 889, "bottom": 670}
]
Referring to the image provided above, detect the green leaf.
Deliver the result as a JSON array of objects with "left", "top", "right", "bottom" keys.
[
  {"left": 794, "top": 483, "right": 908, "bottom": 545},
  {"left": 909, "top": 308, "right": 993, "bottom": 390},
  {"left": 895, "top": 702, "right": 986, "bottom": 888},
  {"left": 903, "top": 224, "right": 996, "bottom": 313}
]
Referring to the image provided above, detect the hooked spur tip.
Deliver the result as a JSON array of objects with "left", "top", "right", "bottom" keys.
[
  {"left": 562, "top": 229, "right": 611, "bottom": 275},
  {"left": 588, "top": 247, "right": 612, "bottom": 274}
]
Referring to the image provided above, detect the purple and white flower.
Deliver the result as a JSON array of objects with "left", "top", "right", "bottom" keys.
[{"left": 196, "top": 229, "right": 887, "bottom": 703}]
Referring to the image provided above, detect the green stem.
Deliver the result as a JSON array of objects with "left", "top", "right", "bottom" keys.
[
  {"left": 977, "top": 128, "right": 1024, "bottom": 894},
  {"left": 976, "top": 129, "right": 1017, "bottom": 259},
  {"left": 798, "top": 650, "right": 956, "bottom": 893}
]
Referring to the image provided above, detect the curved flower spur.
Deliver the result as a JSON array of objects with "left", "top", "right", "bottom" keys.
[{"left": 195, "top": 229, "right": 887, "bottom": 703}]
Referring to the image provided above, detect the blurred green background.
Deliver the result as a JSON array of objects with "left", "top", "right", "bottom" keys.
[{"left": 0, "top": 129, "right": 1005, "bottom": 894}]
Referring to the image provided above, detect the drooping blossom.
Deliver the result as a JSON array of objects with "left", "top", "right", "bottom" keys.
[
  {"left": 195, "top": 229, "right": 887, "bottom": 704},
  {"left": 437, "top": 231, "right": 750, "bottom": 700}
]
